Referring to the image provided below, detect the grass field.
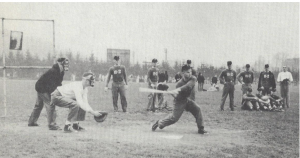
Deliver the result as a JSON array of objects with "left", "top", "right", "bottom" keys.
[{"left": 0, "top": 80, "right": 299, "bottom": 158}]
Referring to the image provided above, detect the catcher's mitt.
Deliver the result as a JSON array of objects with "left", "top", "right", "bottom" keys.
[
  {"left": 157, "top": 83, "right": 169, "bottom": 91},
  {"left": 94, "top": 112, "right": 108, "bottom": 123}
]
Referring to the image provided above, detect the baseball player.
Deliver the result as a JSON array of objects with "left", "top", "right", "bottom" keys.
[
  {"left": 157, "top": 70, "right": 168, "bottom": 110},
  {"left": 28, "top": 58, "right": 69, "bottom": 130},
  {"left": 105, "top": 56, "right": 128, "bottom": 112},
  {"left": 237, "top": 64, "right": 254, "bottom": 105},
  {"left": 50, "top": 72, "right": 102, "bottom": 133},
  {"left": 197, "top": 72, "right": 205, "bottom": 91},
  {"left": 219, "top": 61, "right": 237, "bottom": 111},
  {"left": 186, "top": 60, "right": 197, "bottom": 101},
  {"left": 277, "top": 65, "right": 293, "bottom": 108},
  {"left": 147, "top": 59, "right": 159, "bottom": 112},
  {"left": 241, "top": 88, "right": 260, "bottom": 111},
  {"left": 257, "top": 64, "right": 276, "bottom": 96},
  {"left": 174, "top": 72, "right": 182, "bottom": 82},
  {"left": 152, "top": 65, "right": 207, "bottom": 134}
]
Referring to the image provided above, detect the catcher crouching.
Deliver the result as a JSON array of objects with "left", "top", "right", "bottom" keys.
[{"left": 50, "top": 72, "right": 106, "bottom": 133}]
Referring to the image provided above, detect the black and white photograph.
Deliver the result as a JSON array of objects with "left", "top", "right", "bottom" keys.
[{"left": 0, "top": 2, "right": 299, "bottom": 158}]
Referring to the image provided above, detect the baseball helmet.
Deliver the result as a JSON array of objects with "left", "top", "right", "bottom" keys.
[{"left": 94, "top": 111, "right": 108, "bottom": 123}]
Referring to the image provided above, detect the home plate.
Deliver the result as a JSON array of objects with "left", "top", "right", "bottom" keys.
[{"left": 160, "top": 135, "right": 183, "bottom": 140}]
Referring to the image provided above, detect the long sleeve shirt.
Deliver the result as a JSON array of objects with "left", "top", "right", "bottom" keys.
[
  {"left": 237, "top": 71, "right": 254, "bottom": 84},
  {"left": 57, "top": 82, "right": 93, "bottom": 112},
  {"left": 219, "top": 69, "right": 237, "bottom": 84},
  {"left": 107, "top": 65, "right": 127, "bottom": 84},
  {"left": 277, "top": 71, "right": 293, "bottom": 82}
]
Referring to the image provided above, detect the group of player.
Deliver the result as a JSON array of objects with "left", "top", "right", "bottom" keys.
[{"left": 27, "top": 56, "right": 293, "bottom": 135}]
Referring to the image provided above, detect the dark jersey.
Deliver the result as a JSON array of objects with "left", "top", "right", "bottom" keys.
[
  {"left": 175, "top": 76, "right": 196, "bottom": 100},
  {"left": 212, "top": 77, "right": 218, "bottom": 84},
  {"left": 108, "top": 65, "right": 126, "bottom": 82},
  {"left": 219, "top": 69, "right": 237, "bottom": 83},
  {"left": 258, "top": 71, "right": 276, "bottom": 89},
  {"left": 158, "top": 72, "right": 167, "bottom": 83},
  {"left": 238, "top": 71, "right": 254, "bottom": 84},
  {"left": 148, "top": 67, "right": 159, "bottom": 83},
  {"left": 197, "top": 75, "right": 205, "bottom": 83}
]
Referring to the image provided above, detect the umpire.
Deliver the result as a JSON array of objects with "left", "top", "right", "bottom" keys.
[
  {"left": 219, "top": 61, "right": 237, "bottom": 111},
  {"left": 28, "top": 58, "right": 69, "bottom": 130}
]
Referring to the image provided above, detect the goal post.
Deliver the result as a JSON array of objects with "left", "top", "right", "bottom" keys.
[{"left": 1, "top": 18, "right": 56, "bottom": 117}]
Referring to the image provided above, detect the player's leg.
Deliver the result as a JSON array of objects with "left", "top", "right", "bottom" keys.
[
  {"left": 185, "top": 100, "right": 207, "bottom": 134},
  {"left": 41, "top": 93, "right": 61, "bottom": 130},
  {"left": 153, "top": 99, "right": 186, "bottom": 130},
  {"left": 28, "top": 92, "right": 44, "bottom": 126},
  {"left": 119, "top": 83, "right": 127, "bottom": 112},
  {"left": 245, "top": 101, "right": 253, "bottom": 111},
  {"left": 51, "top": 90, "right": 80, "bottom": 132},
  {"left": 73, "top": 107, "right": 86, "bottom": 131},
  {"left": 111, "top": 82, "right": 119, "bottom": 112},
  {"left": 229, "top": 84, "right": 235, "bottom": 111},
  {"left": 220, "top": 84, "right": 229, "bottom": 110},
  {"left": 286, "top": 85, "right": 290, "bottom": 108},
  {"left": 189, "top": 87, "right": 196, "bottom": 101},
  {"left": 147, "top": 84, "right": 154, "bottom": 111}
]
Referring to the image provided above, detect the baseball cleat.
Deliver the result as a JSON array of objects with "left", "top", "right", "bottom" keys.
[
  {"left": 64, "top": 124, "right": 78, "bottom": 133},
  {"left": 28, "top": 123, "right": 39, "bottom": 127},
  {"left": 49, "top": 125, "right": 62, "bottom": 130},
  {"left": 73, "top": 123, "right": 85, "bottom": 131},
  {"left": 152, "top": 120, "right": 159, "bottom": 131}
]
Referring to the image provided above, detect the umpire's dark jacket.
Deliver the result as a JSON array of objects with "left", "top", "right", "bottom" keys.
[{"left": 35, "top": 63, "right": 64, "bottom": 94}]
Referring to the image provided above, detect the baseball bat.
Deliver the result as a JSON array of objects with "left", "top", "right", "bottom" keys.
[{"left": 139, "top": 87, "right": 174, "bottom": 94}]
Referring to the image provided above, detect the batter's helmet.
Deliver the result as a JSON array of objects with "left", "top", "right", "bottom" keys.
[{"left": 94, "top": 112, "right": 108, "bottom": 123}]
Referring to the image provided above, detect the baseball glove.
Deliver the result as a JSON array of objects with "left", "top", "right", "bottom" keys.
[
  {"left": 157, "top": 83, "right": 169, "bottom": 91},
  {"left": 94, "top": 111, "right": 108, "bottom": 123}
]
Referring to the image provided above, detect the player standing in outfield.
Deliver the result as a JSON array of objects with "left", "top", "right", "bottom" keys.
[
  {"left": 277, "top": 65, "right": 293, "bottom": 108},
  {"left": 51, "top": 72, "right": 101, "bottom": 133},
  {"left": 157, "top": 70, "right": 168, "bottom": 110},
  {"left": 28, "top": 58, "right": 69, "bottom": 130},
  {"left": 257, "top": 64, "right": 276, "bottom": 96},
  {"left": 219, "top": 61, "right": 237, "bottom": 111},
  {"left": 237, "top": 64, "right": 254, "bottom": 95},
  {"left": 237, "top": 64, "right": 254, "bottom": 105},
  {"left": 105, "top": 56, "right": 128, "bottom": 113},
  {"left": 197, "top": 72, "right": 205, "bottom": 91},
  {"left": 152, "top": 65, "right": 207, "bottom": 134},
  {"left": 147, "top": 59, "right": 159, "bottom": 112},
  {"left": 186, "top": 60, "right": 197, "bottom": 101}
]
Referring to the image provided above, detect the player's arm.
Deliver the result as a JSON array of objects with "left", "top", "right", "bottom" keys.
[
  {"left": 236, "top": 72, "right": 243, "bottom": 84},
  {"left": 147, "top": 69, "right": 153, "bottom": 84},
  {"left": 219, "top": 71, "right": 225, "bottom": 84},
  {"left": 289, "top": 72, "right": 294, "bottom": 82},
  {"left": 242, "top": 94, "right": 258, "bottom": 101},
  {"left": 258, "top": 72, "right": 263, "bottom": 90},
  {"left": 123, "top": 66, "right": 128, "bottom": 85},
  {"left": 177, "top": 77, "right": 196, "bottom": 92},
  {"left": 105, "top": 68, "right": 113, "bottom": 87}
]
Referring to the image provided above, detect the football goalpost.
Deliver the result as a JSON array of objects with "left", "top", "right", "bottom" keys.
[{"left": 1, "top": 18, "right": 56, "bottom": 117}]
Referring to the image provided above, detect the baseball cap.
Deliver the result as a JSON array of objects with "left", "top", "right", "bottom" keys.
[
  {"left": 152, "top": 58, "right": 158, "bottom": 63},
  {"left": 265, "top": 64, "right": 269, "bottom": 68},
  {"left": 246, "top": 64, "right": 250, "bottom": 68},
  {"left": 57, "top": 58, "right": 68, "bottom": 63},
  {"left": 227, "top": 61, "right": 232, "bottom": 66},
  {"left": 187, "top": 60, "right": 191, "bottom": 64},
  {"left": 114, "top": 56, "right": 120, "bottom": 61}
]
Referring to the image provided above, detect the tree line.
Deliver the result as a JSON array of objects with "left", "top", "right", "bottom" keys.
[{"left": 0, "top": 50, "right": 298, "bottom": 84}]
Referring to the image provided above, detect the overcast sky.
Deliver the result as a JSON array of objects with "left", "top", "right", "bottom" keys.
[{"left": 0, "top": 3, "right": 298, "bottom": 67}]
